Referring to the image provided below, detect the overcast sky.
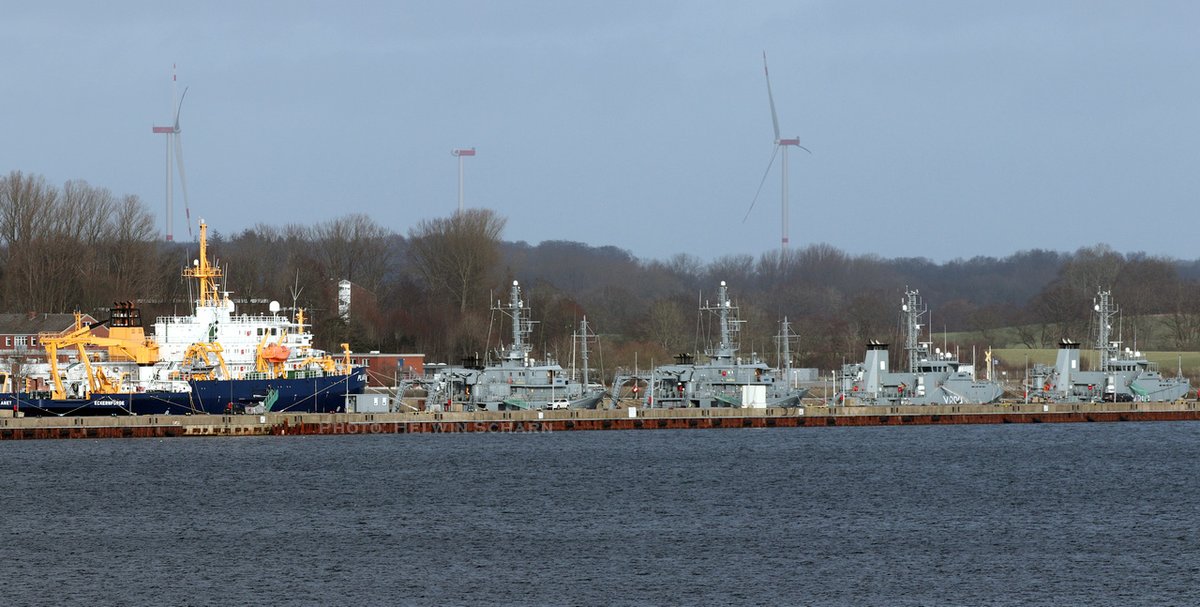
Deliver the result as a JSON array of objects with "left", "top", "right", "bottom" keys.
[{"left": 3, "top": 1, "right": 1198, "bottom": 262}]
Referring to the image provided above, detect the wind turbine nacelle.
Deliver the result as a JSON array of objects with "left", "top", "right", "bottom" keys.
[{"left": 778, "top": 138, "right": 801, "bottom": 146}]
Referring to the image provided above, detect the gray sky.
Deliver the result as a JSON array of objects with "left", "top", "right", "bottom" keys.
[{"left": 3, "top": 1, "right": 1198, "bottom": 262}]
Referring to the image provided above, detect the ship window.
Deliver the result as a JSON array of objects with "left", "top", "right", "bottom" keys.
[
  {"left": 4, "top": 337, "right": 10, "bottom": 347},
  {"left": 257, "top": 328, "right": 264, "bottom": 336},
  {"left": 271, "top": 328, "right": 278, "bottom": 336},
  {"left": 15, "top": 336, "right": 26, "bottom": 347}
]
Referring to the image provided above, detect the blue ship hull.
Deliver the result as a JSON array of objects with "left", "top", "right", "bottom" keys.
[{"left": 1, "top": 368, "right": 367, "bottom": 416}]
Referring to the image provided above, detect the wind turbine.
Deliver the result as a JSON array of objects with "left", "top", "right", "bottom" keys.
[
  {"left": 151, "top": 65, "right": 194, "bottom": 241},
  {"left": 744, "top": 52, "right": 810, "bottom": 260},
  {"left": 451, "top": 147, "right": 476, "bottom": 212}
]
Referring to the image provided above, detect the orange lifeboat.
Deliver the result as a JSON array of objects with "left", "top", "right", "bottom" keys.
[{"left": 261, "top": 344, "right": 290, "bottom": 363}]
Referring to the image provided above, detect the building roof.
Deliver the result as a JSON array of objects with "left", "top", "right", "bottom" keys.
[{"left": 0, "top": 313, "right": 97, "bottom": 335}]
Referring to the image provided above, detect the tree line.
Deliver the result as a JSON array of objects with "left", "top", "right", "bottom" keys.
[{"left": 4, "top": 170, "right": 1199, "bottom": 378}]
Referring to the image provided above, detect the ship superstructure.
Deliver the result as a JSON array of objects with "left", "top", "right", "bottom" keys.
[
  {"left": 838, "top": 289, "right": 1003, "bottom": 405},
  {"left": 147, "top": 221, "right": 330, "bottom": 380}
]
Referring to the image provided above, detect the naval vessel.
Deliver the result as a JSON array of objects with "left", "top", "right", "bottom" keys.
[
  {"left": 837, "top": 288, "right": 1004, "bottom": 405},
  {"left": 423, "top": 281, "right": 605, "bottom": 411},
  {"left": 1, "top": 221, "right": 366, "bottom": 416},
  {"left": 1025, "top": 289, "right": 1191, "bottom": 402},
  {"left": 610, "top": 281, "right": 809, "bottom": 409}
]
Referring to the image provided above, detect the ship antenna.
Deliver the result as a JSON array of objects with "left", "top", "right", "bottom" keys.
[
  {"left": 484, "top": 289, "right": 497, "bottom": 365},
  {"left": 289, "top": 269, "right": 303, "bottom": 314},
  {"left": 183, "top": 249, "right": 194, "bottom": 314}
]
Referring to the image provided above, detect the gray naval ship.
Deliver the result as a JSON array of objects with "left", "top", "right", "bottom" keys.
[
  {"left": 1026, "top": 289, "right": 1191, "bottom": 402},
  {"left": 427, "top": 281, "right": 605, "bottom": 411},
  {"left": 838, "top": 289, "right": 1004, "bottom": 405},
  {"left": 611, "top": 281, "right": 809, "bottom": 409}
]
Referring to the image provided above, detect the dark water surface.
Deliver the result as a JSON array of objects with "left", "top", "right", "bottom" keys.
[{"left": 4, "top": 422, "right": 1200, "bottom": 606}]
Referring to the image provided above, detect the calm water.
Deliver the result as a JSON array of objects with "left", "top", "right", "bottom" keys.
[{"left": 4, "top": 422, "right": 1200, "bottom": 606}]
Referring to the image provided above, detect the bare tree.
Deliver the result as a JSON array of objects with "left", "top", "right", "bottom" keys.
[
  {"left": 1162, "top": 282, "right": 1200, "bottom": 350},
  {"left": 0, "top": 171, "right": 56, "bottom": 249},
  {"left": 645, "top": 298, "right": 688, "bottom": 353},
  {"left": 407, "top": 209, "right": 506, "bottom": 313},
  {"left": 309, "top": 213, "right": 394, "bottom": 292},
  {"left": 0, "top": 171, "right": 58, "bottom": 310},
  {"left": 102, "top": 194, "right": 160, "bottom": 301}
]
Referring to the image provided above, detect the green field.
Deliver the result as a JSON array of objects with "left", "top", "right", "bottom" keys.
[
  {"left": 986, "top": 349, "right": 1200, "bottom": 375},
  {"left": 940, "top": 318, "right": 1200, "bottom": 378}
]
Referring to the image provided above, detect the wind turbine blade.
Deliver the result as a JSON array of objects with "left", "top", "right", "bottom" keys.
[
  {"left": 763, "top": 52, "right": 781, "bottom": 142},
  {"left": 742, "top": 145, "right": 780, "bottom": 223},
  {"left": 174, "top": 86, "right": 189, "bottom": 130},
  {"left": 174, "top": 132, "right": 193, "bottom": 239},
  {"left": 798, "top": 145, "right": 812, "bottom": 154}
]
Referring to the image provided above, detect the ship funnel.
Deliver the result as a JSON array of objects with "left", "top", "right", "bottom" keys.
[
  {"left": 1054, "top": 341, "right": 1080, "bottom": 395},
  {"left": 863, "top": 345, "right": 888, "bottom": 395}
]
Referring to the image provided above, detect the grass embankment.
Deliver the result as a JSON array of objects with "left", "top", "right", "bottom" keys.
[
  {"left": 986, "top": 349, "right": 1200, "bottom": 374},
  {"left": 940, "top": 322, "right": 1197, "bottom": 377}
]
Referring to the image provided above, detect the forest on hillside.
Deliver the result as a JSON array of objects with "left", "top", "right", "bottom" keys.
[{"left": 5, "top": 170, "right": 1200, "bottom": 375}]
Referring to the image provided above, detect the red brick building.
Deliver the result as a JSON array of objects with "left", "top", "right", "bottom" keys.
[
  {"left": 347, "top": 352, "right": 426, "bottom": 387},
  {"left": 0, "top": 313, "right": 108, "bottom": 363}
]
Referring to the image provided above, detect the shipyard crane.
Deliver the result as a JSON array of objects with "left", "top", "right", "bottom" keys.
[{"left": 39, "top": 313, "right": 160, "bottom": 400}]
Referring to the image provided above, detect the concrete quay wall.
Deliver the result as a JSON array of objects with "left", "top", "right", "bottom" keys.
[{"left": 3, "top": 401, "right": 1200, "bottom": 441}]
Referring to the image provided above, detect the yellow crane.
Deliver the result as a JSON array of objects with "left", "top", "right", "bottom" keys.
[
  {"left": 39, "top": 311, "right": 160, "bottom": 400},
  {"left": 181, "top": 342, "right": 230, "bottom": 381}
]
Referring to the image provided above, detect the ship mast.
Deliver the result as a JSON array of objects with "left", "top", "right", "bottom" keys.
[
  {"left": 718, "top": 282, "right": 732, "bottom": 355},
  {"left": 702, "top": 281, "right": 743, "bottom": 363},
  {"left": 182, "top": 220, "right": 224, "bottom": 308},
  {"left": 1094, "top": 289, "right": 1118, "bottom": 372},
  {"left": 903, "top": 288, "right": 929, "bottom": 373},
  {"left": 776, "top": 316, "right": 798, "bottom": 373},
  {"left": 578, "top": 316, "right": 594, "bottom": 386},
  {"left": 494, "top": 280, "right": 534, "bottom": 364}
]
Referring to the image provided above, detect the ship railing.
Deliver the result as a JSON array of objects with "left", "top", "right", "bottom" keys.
[
  {"left": 229, "top": 313, "right": 299, "bottom": 325},
  {"left": 156, "top": 314, "right": 210, "bottom": 326},
  {"left": 155, "top": 312, "right": 296, "bottom": 326}
]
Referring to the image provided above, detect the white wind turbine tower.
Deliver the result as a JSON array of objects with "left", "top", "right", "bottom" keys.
[
  {"left": 151, "top": 65, "right": 194, "bottom": 242},
  {"left": 744, "top": 52, "right": 810, "bottom": 261},
  {"left": 451, "top": 147, "right": 476, "bottom": 212}
]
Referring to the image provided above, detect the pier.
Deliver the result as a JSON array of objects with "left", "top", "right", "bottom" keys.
[{"left": 3, "top": 401, "right": 1200, "bottom": 440}]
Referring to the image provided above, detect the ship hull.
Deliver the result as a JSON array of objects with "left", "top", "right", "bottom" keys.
[
  {"left": 567, "top": 394, "right": 604, "bottom": 410},
  {"left": 473, "top": 391, "right": 605, "bottom": 412},
  {"left": 638, "top": 389, "right": 809, "bottom": 409},
  {"left": 2, "top": 369, "right": 367, "bottom": 416}
]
